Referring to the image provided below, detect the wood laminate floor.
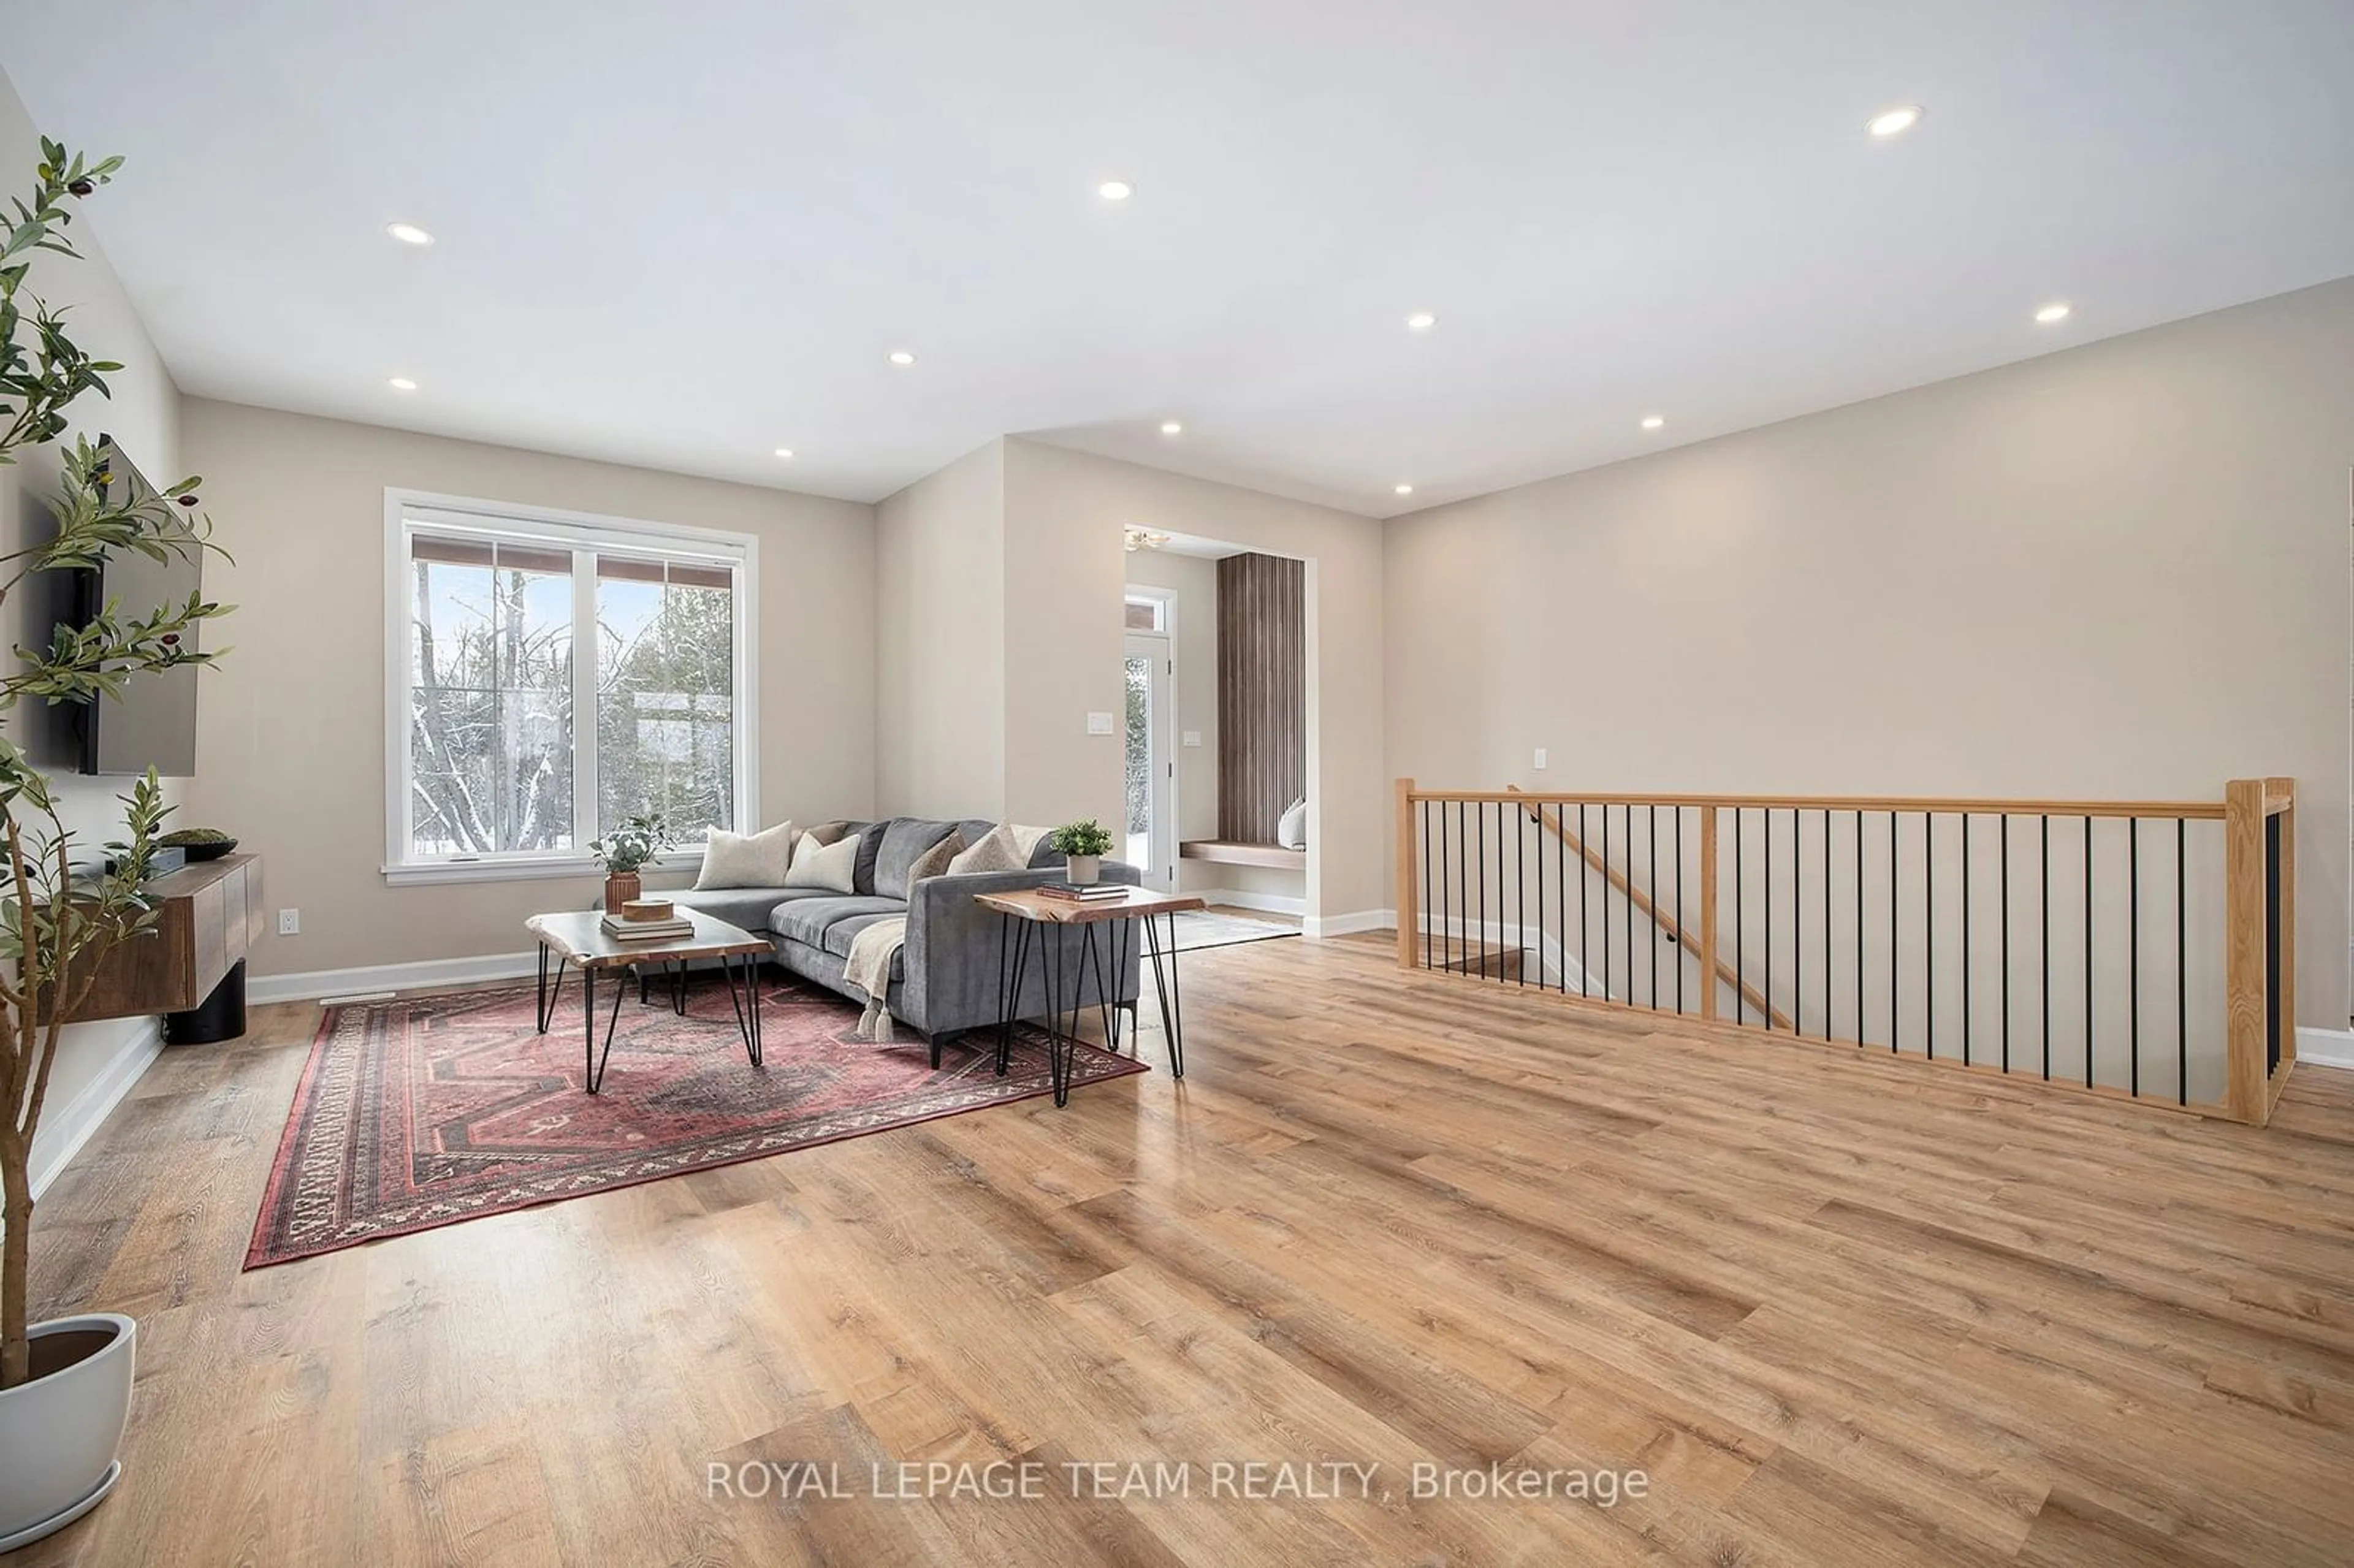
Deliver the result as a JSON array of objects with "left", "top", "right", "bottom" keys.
[{"left": 18, "top": 935, "right": 2354, "bottom": 1566}]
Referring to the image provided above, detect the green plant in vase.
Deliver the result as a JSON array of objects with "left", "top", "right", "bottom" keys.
[
  {"left": 0, "top": 140, "right": 235, "bottom": 1547},
  {"left": 1050, "top": 817, "right": 1113, "bottom": 885},
  {"left": 589, "top": 812, "right": 672, "bottom": 913}
]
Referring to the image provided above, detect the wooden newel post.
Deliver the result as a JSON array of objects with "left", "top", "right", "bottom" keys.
[
  {"left": 2223, "top": 777, "right": 2295, "bottom": 1126},
  {"left": 1396, "top": 778, "right": 1418, "bottom": 970}
]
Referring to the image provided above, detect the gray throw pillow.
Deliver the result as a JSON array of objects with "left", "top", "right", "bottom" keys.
[{"left": 875, "top": 819, "right": 959, "bottom": 899}]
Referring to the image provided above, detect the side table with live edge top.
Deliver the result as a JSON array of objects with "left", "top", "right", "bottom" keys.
[{"left": 972, "top": 886, "right": 1206, "bottom": 1106}]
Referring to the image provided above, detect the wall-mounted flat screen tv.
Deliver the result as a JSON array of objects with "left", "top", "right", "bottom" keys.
[{"left": 38, "top": 435, "right": 204, "bottom": 777}]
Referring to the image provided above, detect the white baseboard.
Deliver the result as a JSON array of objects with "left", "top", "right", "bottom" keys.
[
  {"left": 248, "top": 950, "right": 540, "bottom": 1006},
  {"left": 2296, "top": 1027, "right": 2354, "bottom": 1071},
  {"left": 1306, "top": 908, "right": 1395, "bottom": 939},
  {"left": 29, "top": 1017, "right": 164, "bottom": 1198}
]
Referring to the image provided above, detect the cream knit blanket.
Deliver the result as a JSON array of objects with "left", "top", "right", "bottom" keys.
[{"left": 844, "top": 914, "right": 908, "bottom": 1041}]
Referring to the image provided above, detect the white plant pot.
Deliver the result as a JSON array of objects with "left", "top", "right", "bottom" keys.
[
  {"left": 1065, "top": 854, "right": 1102, "bottom": 886},
  {"left": 0, "top": 1314, "right": 134, "bottom": 1551}
]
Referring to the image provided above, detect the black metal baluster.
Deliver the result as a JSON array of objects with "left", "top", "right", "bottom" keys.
[
  {"left": 1765, "top": 806, "right": 1775, "bottom": 1032},
  {"left": 1792, "top": 809, "right": 1802, "bottom": 1035},
  {"left": 1534, "top": 796, "right": 1545, "bottom": 991},
  {"left": 1890, "top": 810, "right": 1899, "bottom": 1054},
  {"left": 1962, "top": 813, "right": 1971, "bottom": 1065},
  {"left": 1735, "top": 807, "right": 1745, "bottom": 1024},
  {"left": 1623, "top": 804, "right": 1636, "bottom": 1006},
  {"left": 1477, "top": 800, "right": 1488, "bottom": 981},
  {"left": 2130, "top": 816, "right": 2141, "bottom": 1097},
  {"left": 2084, "top": 815, "right": 2094, "bottom": 1087},
  {"left": 1855, "top": 810, "right": 1864, "bottom": 1047},
  {"left": 1676, "top": 806, "right": 1686, "bottom": 1015},
  {"left": 2176, "top": 816, "right": 2187, "bottom": 1106},
  {"left": 2001, "top": 814, "right": 2012, "bottom": 1074},
  {"left": 1579, "top": 804, "right": 1591, "bottom": 997},
  {"left": 1926, "top": 812, "right": 1935, "bottom": 1060},
  {"left": 1516, "top": 798, "right": 1528, "bottom": 988},
  {"left": 1602, "top": 802, "right": 1613, "bottom": 1003},
  {"left": 1648, "top": 805, "right": 1660, "bottom": 1010},
  {"left": 1422, "top": 800, "right": 1433, "bottom": 970},
  {"left": 1823, "top": 809, "right": 1832, "bottom": 1040},
  {"left": 2041, "top": 813, "right": 2051, "bottom": 1081}
]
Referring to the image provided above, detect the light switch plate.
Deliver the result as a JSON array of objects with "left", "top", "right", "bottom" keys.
[
  {"left": 1086, "top": 712, "right": 1115, "bottom": 736},
  {"left": 1533, "top": 747, "right": 1548, "bottom": 771},
  {"left": 1182, "top": 730, "right": 1202, "bottom": 748}
]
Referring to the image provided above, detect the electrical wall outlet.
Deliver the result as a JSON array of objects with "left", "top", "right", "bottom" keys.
[
  {"left": 1086, "top": 711, "right": 1115, "bottom": 736},
  {"left": 1182, "top": 730, "right": 1202, "bottom": 748},
  {"left": 1533, "top": 747, "right": 1548, "bottom": 770},
  {"left": 277, "top": 908, "right": 300, "bottom": 936}
]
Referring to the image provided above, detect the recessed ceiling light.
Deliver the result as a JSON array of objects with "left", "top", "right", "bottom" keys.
[
  {"left": 387, "top": 376, "right": 418, "bottom": 392},
  {"left": 385, "top": 221, "right": 435, "bottom": 246},
  {"left": 2035, "top": 302, "right": 2073, "bottom": 324},
  {"left": 1394, "top": 483, "right": 1414, "bottom": 496},
  {"left": 774, "top": 447, "right": 795, "bottom": 459},
  {"left": 1640, "top": 415, "right": 1665, "bottom": 430},
  {"left": 1159, "top": 421, "right": 1183, "bottom": 436},
  {"left": 887, "top": 350, "right": 916, "bottom": 366},
  {"left": 1098, "top": 179, "right": 1133, "bottom": 201},
  {"left": 1405, "top": 311, "right": 1437, "bottom": 333},
  {"left": 1866, "top": 104, "right": 1924, "bottom": 139}
]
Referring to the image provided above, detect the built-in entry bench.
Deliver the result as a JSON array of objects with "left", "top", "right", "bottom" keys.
[{"left": 1179, "top": 840, "right": 1306, "bottom": 870}]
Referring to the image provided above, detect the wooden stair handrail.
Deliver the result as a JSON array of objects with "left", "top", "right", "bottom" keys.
[
  {"left": 1506, "top": 786, "right": 1793, "bottom": 1032},
  {"left": 1411, "top": 788, "right": 2226, "bottom": 820}
]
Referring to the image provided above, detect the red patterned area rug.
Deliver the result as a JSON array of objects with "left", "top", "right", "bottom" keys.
[{"left": 245, "top": 974, "right": 1146, "bottom": 1268}]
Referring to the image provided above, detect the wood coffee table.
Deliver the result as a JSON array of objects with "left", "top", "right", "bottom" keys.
[
  {"left": 525, "top": 908, "right": 772, "bottom": 1093},
  {"left": 973, "top": 886, "right": 1206, "bottom": 1106}
]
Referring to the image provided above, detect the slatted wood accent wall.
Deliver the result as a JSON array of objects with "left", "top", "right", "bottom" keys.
[{"left": 1215, "top": 552, "right": 1305, "bottom": 843}]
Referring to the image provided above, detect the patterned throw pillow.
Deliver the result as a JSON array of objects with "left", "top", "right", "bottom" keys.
[
  {"left": 693, "top": 821, "right": 796, "bottom": 889},
  {"left": 947, "top": 823, "right": 1027, "bottom": 875},
  {"left": 784, "top": 830, "right": 861, "bottom": 893},
  {"left": 905, "top": 831, "right": 967, "bottom": 888}
]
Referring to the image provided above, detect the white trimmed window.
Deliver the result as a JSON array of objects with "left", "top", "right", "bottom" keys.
[{"left": 384, "top": 491, "right": 758, "bottom": 884}]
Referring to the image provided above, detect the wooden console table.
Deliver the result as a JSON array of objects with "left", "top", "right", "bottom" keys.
[{"left": 64, "top": 853, "right": 265, "bottom": 1022}]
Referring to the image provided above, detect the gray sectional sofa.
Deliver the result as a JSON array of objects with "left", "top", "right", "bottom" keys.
[{"left": 669, "top": 817, "right": 1141, "bottom": 1060}]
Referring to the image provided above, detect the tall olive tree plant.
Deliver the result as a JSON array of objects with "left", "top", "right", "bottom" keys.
[{"left": 0, "top": 142, "right": 232, "bottom": 1390}]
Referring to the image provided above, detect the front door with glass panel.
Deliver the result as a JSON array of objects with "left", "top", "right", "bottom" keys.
[{"left": 1124, "top": 631, "right": 1176, "bottom": 890}]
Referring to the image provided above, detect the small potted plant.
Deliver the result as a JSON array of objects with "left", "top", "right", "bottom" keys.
[
  {"left": 588, "top": 813, "right": 672, "bottom": 913},
  {"left": 1050, "top": 818, "right": 1113, "bottom": 886}
]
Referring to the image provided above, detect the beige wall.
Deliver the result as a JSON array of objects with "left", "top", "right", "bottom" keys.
[
  {"left": 181, "top": 399, "right": 876, "bottom": 977},
  {"left": 0, "top": 68, "right": 188, "bottom": 1172},
  {"left": 874, "top": 440, "right": 1007, "bottom": 820},
  {"left": 1001, "top": 439, "right": 1387, "bottom": 923},
  {"left": 1386, "top": 274, "right": 2354, "bottom": 1023},
  {"left": 1121, "top": 547, "right": 1219, "bottom": 843}
]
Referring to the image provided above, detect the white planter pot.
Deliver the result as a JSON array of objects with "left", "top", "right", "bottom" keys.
[
  {"left": 1065, "top": 854, "right": 1102, "bottom": 886},
  {"left": 0, "top": 1314, "right": 134, "bottom": 1552}
]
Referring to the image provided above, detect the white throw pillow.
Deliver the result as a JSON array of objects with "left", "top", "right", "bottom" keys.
[
  {"left": 947, "top": 823, "right": 1027, "bottom": 875},
  {"left": 695, "top": 821, "right": 797, "bottom": 889},
  {"left": 1276, "top": 797, "right": 1308, "bottom": 850},
  {"left": 784, "top": 829, "right": 861, "bottom": 893}
]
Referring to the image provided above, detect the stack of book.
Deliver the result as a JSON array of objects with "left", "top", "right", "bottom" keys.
[
  {"left": 1036, "top": 882, "right": 1130, "bottom": 904},
  {"left": 600, "top": 911, "right": 695, "bottom": 941}
]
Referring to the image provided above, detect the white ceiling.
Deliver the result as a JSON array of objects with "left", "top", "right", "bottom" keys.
[{"left": 6, "top": 1, "right": 2352, "bottom": 517}]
